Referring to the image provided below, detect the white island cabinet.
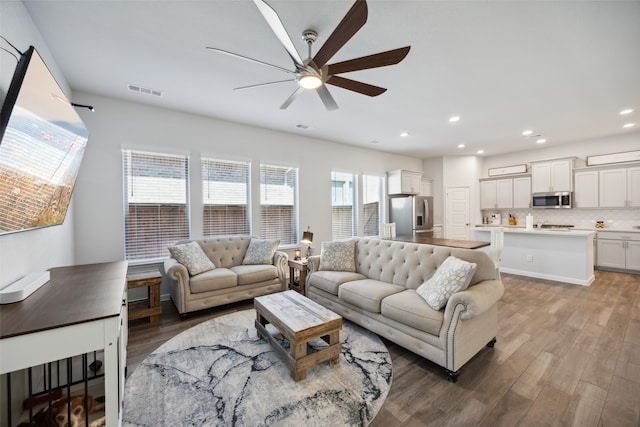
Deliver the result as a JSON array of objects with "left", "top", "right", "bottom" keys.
[{"left": 474, "top": 227, "right": 596, "bottom": 286}]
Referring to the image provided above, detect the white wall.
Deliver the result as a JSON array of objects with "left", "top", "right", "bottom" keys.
[
  {"left": 70, "top": 91, "right": 422, "bottom": 271},
  {"left": 0, "top": 1, "right": 75, "bottom": 288}
]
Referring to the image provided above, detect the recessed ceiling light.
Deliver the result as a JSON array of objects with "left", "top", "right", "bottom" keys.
[
  {"left": 623, "top": 123, "right": 635, "bottom": 128},
  {"left": 457, "top": 144, "right": 465, "bottom": 149},
  {"left": 522, "top": 130, "right": 533, "bottom": 136},
  {"left": 449, "top": 116, "right": 460, "bottom": 123},
  {"left": 536, "top": 138, "right": 547, "bottom": 144},
  {"left": 620, "top": 109, "right": 633, "bottom": 115},
  {"left": 400, "top": 132, "right": 409, "bottom": 137},
  {"left": 477, "top": 150, "right": 484, "bottom": 154}
]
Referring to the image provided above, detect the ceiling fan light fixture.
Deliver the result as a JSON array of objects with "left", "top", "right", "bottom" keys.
[{"left": 298, "top": 75, "right": 322, "bottom": 90}]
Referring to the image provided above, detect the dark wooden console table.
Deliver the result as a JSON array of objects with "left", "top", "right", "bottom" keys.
[
  {"left": 0, "top": 261, "right": 128, "bottom": 425},
  {"left": 391, "top": 234, "right": 490, "bottom": 249}
]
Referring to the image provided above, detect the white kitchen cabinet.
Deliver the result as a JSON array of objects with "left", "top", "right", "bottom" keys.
[
  {"left": 433, "top": 225, "right": 443, "bottom": 238},
  {"left": 627, "top": 166, "right": 640, "bottom": 207},
  {"left": 387, "top": 169, "right": 422, "bottom": 194},
  {"left": 531, "top": 159, "right": 573, "bottom": 193},
  {"left": 480, "top": 178, "right": 512, "bottom": 209},
  {"left": 421, "top": 178, "right": 433, "bottom": 197},
  {"left": 596, "top": 231, "right": 640, "bottom": 272},
  {"left": 574, "top": 170, "right": 599, "bottom": 208},
  {"left": 513, "top": 176, "right": 532, "bottom": 208},
  {"left": 599, "top": 168, "right": 627, "bottom": 207}
]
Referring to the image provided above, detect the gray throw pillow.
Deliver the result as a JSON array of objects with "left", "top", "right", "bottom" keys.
[
  {"left": 168, "top": 241, "right": 216, "bottom": 275},
  {"left": 242, "top": 238, "right": 279, "bottom": 265},
  {"left": 416, "top": 256, "right": 477, "bottom": 310},
  {"left": 319, "top": 239, "right": 356, "bottom": 272}
]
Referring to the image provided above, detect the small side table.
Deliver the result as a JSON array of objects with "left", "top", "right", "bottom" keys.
[
  {"left": 288, "top": 259, "right": 308, "bottom": 296},
  {"left": 127, "top": 270, "right": 162, "bottom": 322}
]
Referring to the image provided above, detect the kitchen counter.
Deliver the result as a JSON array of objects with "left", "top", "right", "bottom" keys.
[
  {"left": 474, "top": 227, "right": 595, "bottom": 286},
  {"left": 391, "top": 234, "right": 490, "bottom": 250}
]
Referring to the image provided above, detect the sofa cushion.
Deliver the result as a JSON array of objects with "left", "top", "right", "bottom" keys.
[
  {"left": 338, "top": 279, "right": 405, "bottom": 313},
  {"left": 416, "top": 256, "right": 477, "bottom": 310},
  {"left": 189, "top": 268, "right": 237, "bottom": 293},
  {"left": 308, "top": 271, "right": 368, "bottom": 295},
  {"left": 230, "top": 265, "right": 278, "bottom": 286},
  {"left": 319, "top": 239, "right": 356, "bottom": 272},
  {"left": 242, "top": 238, "right": 279, "bottom": 265},
  {"left": 381, "top": 289, "right": 444, "bottom": 336},
  {"left": 169, "top": 241, "right": 216, "bottom": 275}
]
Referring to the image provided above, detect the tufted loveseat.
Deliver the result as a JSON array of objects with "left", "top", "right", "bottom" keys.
[
  {"left": 306, "top": 237, "right": 504, "bottom": 381},
  {"left": 164, "top": 235, "right": 287, "bottom": 317}
]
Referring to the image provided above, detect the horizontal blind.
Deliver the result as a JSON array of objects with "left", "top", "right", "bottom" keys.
[
  {"left": 260, "top": 164, "right": 298, "bottom": 245},
  {"left": 202, "top": 157, "right": 250, "bottom": 236},
  {"left": 363, "top": 175, "right": 384, "bottom": 236},
  {"left": 122, "top": 149, "right": 189, "bottom": 261},
  {"left": 331, "top": 171, "right": 355, "bottom": 240}
]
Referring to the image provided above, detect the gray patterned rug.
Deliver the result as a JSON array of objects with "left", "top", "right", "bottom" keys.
[{"left": 122, "top": 309, "right": 392, "bottom": 427}]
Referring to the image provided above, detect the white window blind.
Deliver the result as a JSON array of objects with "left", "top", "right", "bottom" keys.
[
  {"left": 202, "top": 157, "right": 250, "bottom": 236},
  {"left": 331, "top": 171, "right": 356, "bottom": 240},
  {"left": 260, "top": 164, "right": 298, "bottom": 245},
  {"left": 363, "top": 174, "right": 384, "bottom": 236},
  {"left": 122, "top": 149, "right": 189, "bottom": 261}
]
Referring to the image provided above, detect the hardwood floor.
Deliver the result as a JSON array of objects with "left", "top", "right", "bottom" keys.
[{"left": 126, "top": 269, "right": 640, "bottom": 426}]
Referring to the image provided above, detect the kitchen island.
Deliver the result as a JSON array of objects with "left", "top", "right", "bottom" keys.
[
  {"left": 392, "top": 234, "right": 490, "bottom": 249},
  {"left": 474, "top": 227, "right": 596, "bottom": 285}
]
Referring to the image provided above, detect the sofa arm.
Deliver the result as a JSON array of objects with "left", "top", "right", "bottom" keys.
[
  {"left": 307, "top": 255, "right": 321, "bottom": 274},
  {"left": 165, "top": 258, "right": 189, "bottom": 284},
  {"left": 273, "top": 251, "right": 288, "bottom": 289},
  {"left": 444, "top": 279, "right": 505, "bottom": 321}
]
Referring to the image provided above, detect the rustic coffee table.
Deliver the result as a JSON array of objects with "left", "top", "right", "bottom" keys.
[{"left": 254, "top": 290, "right": 342, "bottom": 381}]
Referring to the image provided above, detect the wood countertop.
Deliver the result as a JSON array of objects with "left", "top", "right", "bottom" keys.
[{"left": 391, "top": 234, "right": 490, "bottom": 249}]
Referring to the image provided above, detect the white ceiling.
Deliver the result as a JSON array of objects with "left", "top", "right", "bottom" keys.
[{"left": 23, "top": 0, "right": 640, "bottom": 158}]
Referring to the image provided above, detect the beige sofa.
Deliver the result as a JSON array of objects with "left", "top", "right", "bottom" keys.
[
  {"left": 164, "top": 235, "right": 287, "bottom": 317},
  {"left": 306, "top": 237, "right": 504, "bottom": 381}
]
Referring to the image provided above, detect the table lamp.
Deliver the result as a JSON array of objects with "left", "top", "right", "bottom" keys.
[{"left": 301, "top": 227, "right": 314, "bottom": 258}]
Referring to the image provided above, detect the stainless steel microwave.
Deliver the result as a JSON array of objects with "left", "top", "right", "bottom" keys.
[{"left": 532, "top": 192, "right": 572, "bottom": 209}]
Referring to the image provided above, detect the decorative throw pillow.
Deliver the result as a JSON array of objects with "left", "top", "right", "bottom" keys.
[
  {"left": 242, "top": 238, "right": 279, "bottom": 265},
  {"left": 416, "top": 256, "right": 477, "bottom": 310},
  {"left": 319, "top": 239, "right": 356, "bottom": 272},
  {"left": 168, "top": 241, "right": 216, "bottom": 275}
]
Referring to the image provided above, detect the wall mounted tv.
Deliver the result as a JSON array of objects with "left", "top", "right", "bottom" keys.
[{"left": 0, "top": 46, "right": 89, "bottom": 235}]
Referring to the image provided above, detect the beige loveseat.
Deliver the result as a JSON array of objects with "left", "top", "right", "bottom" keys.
[
  {"left": 306, "top": 237, "right": 504, "bottom": 382},
  {"left": 164, "top": 235, "right": 287, "bottom": 317}
]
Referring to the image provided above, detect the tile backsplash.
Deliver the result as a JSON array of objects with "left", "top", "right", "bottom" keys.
[{"left": 482, "top": 208, "right": 640, "bottom": 230}]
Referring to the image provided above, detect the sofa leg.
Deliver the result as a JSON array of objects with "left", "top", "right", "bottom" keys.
[
  {"left": 487, "top": 337, "right": 497, "bottom": 348},
  {"left": 445, "top": 369, "right": 459, "bottom": 382}
]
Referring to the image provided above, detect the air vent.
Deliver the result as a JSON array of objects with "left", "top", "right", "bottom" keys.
[
  {"left": 296, "top": 124, "right": 310, "bottom": 129},
  {"left": 127, "top": 84, "right": 163, "bottom": 97}
]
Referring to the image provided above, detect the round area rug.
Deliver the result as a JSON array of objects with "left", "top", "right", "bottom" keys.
[{"left": 123, "top": 309, "right": 392, "bottom": 427}]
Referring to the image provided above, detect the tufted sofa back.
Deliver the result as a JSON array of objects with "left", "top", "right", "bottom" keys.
[
  {"left": 355, "top": 238, "right": 498, "bottom": 289},
  {"left": 175, "top": 235, "right": 252, "bottom": 268}
]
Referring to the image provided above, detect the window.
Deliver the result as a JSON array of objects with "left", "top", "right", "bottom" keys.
[
  {"left": 331, "top": 171, "right": 356, "bottom": 240},
  {"left": 122, "top": 149, "right": 189, "bottom": 261},
  {"left": 363, "top": 175, "right": 384, "bottom": 236},
  {"left": 202, "top": 158, "right": 250, "bottom": 236},
  {"left": 260, "top": 164, "right": 298, "bottom": 245}
]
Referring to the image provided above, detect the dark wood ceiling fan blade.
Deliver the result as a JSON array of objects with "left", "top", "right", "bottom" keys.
[
  {"left": 326, "top": 75, "right": 386, "bottom": 96},
  {"left": 280, "top": 87, "right": 304, "bottom": 109},
  {"left": 312, "top": 0, "right": 368, "bottom": 69},
  {"left": 253, "top": 0, "right": 304, "bottom": 67},
  {"left": 317, "top": 85, "right": 339, "bottom": 111},
  {"left": 206, "top": 48, "right": 295, "bottom": 74},
  {"left": 327, "top": 46, "right": 410, "bottom": 75}
]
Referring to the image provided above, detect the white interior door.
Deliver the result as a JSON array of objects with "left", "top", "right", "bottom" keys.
[{"left": 446, "top": 186, "right": 470, "bottom": 240}]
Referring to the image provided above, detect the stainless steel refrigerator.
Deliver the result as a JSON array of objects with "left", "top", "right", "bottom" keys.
[{"left": 389, "top": 195, "right": 434, "bottom": 236}]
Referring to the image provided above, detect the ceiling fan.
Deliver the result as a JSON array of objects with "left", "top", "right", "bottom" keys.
[{"left": 207, "top": 0, "right": 410, "bottom": 111}]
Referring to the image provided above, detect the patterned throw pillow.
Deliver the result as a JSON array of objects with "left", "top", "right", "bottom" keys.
[
  {"left": 416, "top": 256, "right": 477, "bottom": 310},
  {"left": 242, "top": 238, "right": 279, "bottom": 265},
  {"left": 168, "top": 241, "right": 216, "bottom": 275},
  {"left": 319, "top": 239, "right": 356, "bottom": 272}
]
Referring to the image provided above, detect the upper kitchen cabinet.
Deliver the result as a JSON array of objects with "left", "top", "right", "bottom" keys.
[
  {"left": 599, "top": 166, "right": 640, "bottom": 207},
  {"left": 387, "top": 169, "right": 422, "bottom": 195},
  {"left": 480, "top": 178, "right": 513, "bottom": 209},
  {"left": 574, "top": 170, "right": 599, "bottom": 208},
  {"left": 531, "top": 158, "right": 573, "bottom": 193},
  {"left": 421, "top": 178, "right": 433, "bottom": 197},
  {"left": 513, "top": 176, "right": 532, "bottom": 209}
]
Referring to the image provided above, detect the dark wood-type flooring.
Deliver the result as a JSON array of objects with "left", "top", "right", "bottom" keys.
[{"left": 126, "top": 269, "right": 640, "bottom": 426}]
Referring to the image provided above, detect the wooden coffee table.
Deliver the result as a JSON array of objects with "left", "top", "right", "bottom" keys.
[{"left": 254, "top": 290, "right": 342, "bottom": 381}]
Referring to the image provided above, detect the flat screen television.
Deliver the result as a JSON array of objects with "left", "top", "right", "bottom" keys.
[{"left": 0, "top": 46, "right": 89, "bottom": 235}]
